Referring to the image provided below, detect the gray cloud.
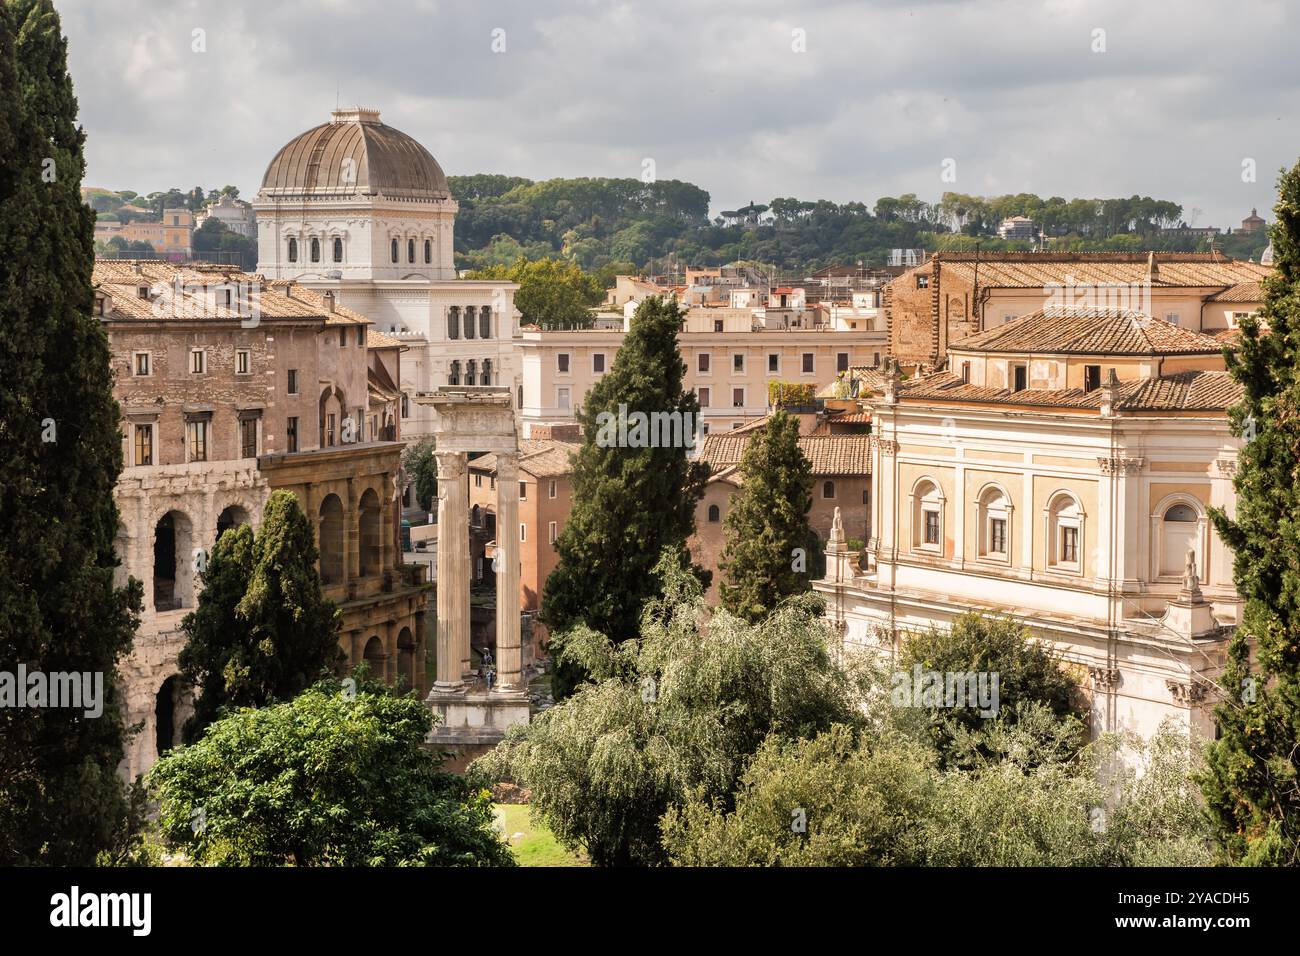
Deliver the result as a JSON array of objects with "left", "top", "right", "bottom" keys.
[{"left": 61, "top": 0, "right": 1297, "bottom": 227}]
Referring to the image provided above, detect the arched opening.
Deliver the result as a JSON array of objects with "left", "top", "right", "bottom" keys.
[
  {"left": 1048, "top": 493, "right": 1083, "bottom": 570},
  {"left": 363, "top": 636, "right": 386, "bottom": 681},
  {"left": 479, "top": 308, "right": 491, "bottom": 339},
  {"left": 359, "top": 489, "right": 382, "bottom": 577},
  {"left": 471, "top": 504, "right": 482, "bottom": 529},
  {"left": 707, "top": 504, "right": 721, "bottom": 523},
  {"left": 482, "top": 359, "right": 492, "bottom": 385},
  {"left": 310, "top": 237, "right": 320, "bottom": 263},
  {"left": 397, "top": 627, "right": 416, "bottom": 690},
  {"left": 466, "top": 359, "right": 477, "bottom": 386},
  {"left": 447, "top": 306, "right": 460, "bottom": 340},
  {"left": 332, "top": 237, "right": 343, "bottom": 262},
  {"left": 912, "top": 479, "right": 944, "bottom": 550},
  {"left": 978, "top": 485, "right": 1011, "bottom": 559},
  {"left": 464, "top": 306, "right": 477, "bottom": 340},
  {"left": 319, "top": 387, "right": 345, "bottom": 447},
  {"left": 155, "top": 675, "right": 181, "bottom": 756},
  {"left": 216, "top": 504, "right": 251, "bottom": 543},
  {"left": 390, "top": 238, "right": 399, "bottom": 263},
  {"left": 423, "top": 239, "right": 432, "bottom": 265},
  {"left": 319, "top": 494, "right": 345, "bottom": 585},
  {"left": 822, "top": 480, "right": 836, "bottom": 499},
  {"left": 153, "top": 510, "right": 194, "bottom": 611},
  {"left": 1161, "top": 502, "right": 1200, "bottom": 577},
  {"left": 448, "top": 360, "right": 461, "bottom": 386},
  {"left": 287, "top": 237, "right": 298, "bottom": 262},
  {"left": 407, "top": 238, "right": 416, "bottom": 264}
]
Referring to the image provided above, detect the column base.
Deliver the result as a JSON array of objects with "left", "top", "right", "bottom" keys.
[{"left": 425, "top": 685, "right": 531, "bottom": 748}]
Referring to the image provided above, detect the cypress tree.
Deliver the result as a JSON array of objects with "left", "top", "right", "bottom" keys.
[
  {"left": 177, "top": 491, "right": 342, "bottom": 737},
  {"left": 1202, "top": 160, "right": 1300, "bottom": 865},
  {"left": 540, "top": 297, "right": 708, "bottom": 697},
  {"left": 0, "top": 0, "right": 143, "bottom": 864},
  {"left": 718, "top": 410, "right": 816, "bottom": 622}
]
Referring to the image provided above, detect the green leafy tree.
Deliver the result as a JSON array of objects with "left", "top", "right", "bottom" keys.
[
  {"left": 147, "top": 677, "right": 513, "bottom": 866},
  {"left": 401, "top": 438, "right": 438, "bottom": 512},
  {"left": 718, "top": 411, "right": 815, "bottom": 621},
  {"left": 477, "top": 552, "right": 861, "bottom": 866},
  {"left": 0, "top": 0, "right": 143, "bottom": 865},
  {"left": 898, "top": 613, "right": 1082, "bottom": 767},
  {"left": 1202, "top": 161, "right": 1300, "bottom": 866},
  {"left": 467, "top": 257, "right": 604, "bottom": 330},
  {"left": 539, "top": 298, "right": 709, "bottom": 696},
  {"left": 177, "top": 491, "right": 341, "bottom": 740}
]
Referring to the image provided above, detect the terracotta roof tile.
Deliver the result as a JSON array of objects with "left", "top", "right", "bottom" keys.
[
  {"left": 951, "top": 307, "right": 1224, "bottom": 355},
  {"left": 896, "top": 369, "right": 1241, "bottom": 413},
  {"left": 699, "top": 432, "right": 871, "bottom": 475}
]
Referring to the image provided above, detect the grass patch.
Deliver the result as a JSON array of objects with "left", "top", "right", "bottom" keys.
[{"left": 494, "top": 803, "right": 588, "bottom": 867}]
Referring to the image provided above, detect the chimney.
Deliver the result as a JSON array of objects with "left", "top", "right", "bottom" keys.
[
  {"left": 284, "top": 280, "right": 294, "bottom": 300},
  {"left": 323, "top": 290, "right": 336, "bottom": 313},
  {"left": 1145, "top": 251, "right": 1159, "bottom": 284}
]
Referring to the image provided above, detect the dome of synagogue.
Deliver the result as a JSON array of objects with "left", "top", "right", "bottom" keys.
[{"left": 259, "top": 107, "right": 450, "bottom": 202}]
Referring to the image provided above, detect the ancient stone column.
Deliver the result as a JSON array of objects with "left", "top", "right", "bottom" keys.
[
  {"left": 494, "top": 454, "right": 524, "bottom": 693},
  {"left": 433, "top": 450, "right": 468, "bottom": 689}
]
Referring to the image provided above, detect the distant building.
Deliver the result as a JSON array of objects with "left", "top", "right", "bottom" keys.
[
  {"left": 1239, "top": 208, "right": 1266, "bottom": 234},
  {"left": 95, "top": 207, "right": 194, "bottom": 257},
  {"left": 196, "top": 194, "right": 257, "bottom": 238},
  {"left": 997, "top": 216, "right": 1038, "bottom": 241}
]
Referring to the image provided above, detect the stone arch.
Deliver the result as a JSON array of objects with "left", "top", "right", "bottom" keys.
[
  {"left": 216, "top": 503, "right": 252, "bottom": 543},
  {"left": 319, "top": 494, "right": 345, "bottom": 585},
  {"left": 359, "top": 488, "right": 382, "bottom": 577},
  {"left": 1151, "top": 493, "right": 1206, "bottom": 580},
  {"left": 319, "top": 385, "right": 346, "bottom": 447},
  {"left": 155, "top": 674, "right": 183, "bottom": 756},
  {"left": 153, "top": 509, "right": 195, "bottom": 611},
  {"left": 363, "top": 635, "right": 386, "bottom": 679}
]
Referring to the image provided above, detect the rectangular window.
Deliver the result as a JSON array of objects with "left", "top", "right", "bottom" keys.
[
  {"left": 134, "top": 423, "right": 153, "bottom": 466},
  {"left": 133, "top": 352, "right": 151, "bottom": 376},
  {"left": 475, "top": 474, "right": 482, "bottom": 488},
  {"left": 768, "top": 354, "right": 779, "bottom": 373},
  {"left": 1164, "top": 312, "right": 1180, "bottom": 326},
  {"left": 733, "top": 353, "right": 745, "bottom": 373},
  {"left": 326, "top": 413, "right": 336, "bottom": 447},
  {"left": 990, "top": 517, "right": 1007, "bottom": 554},
  {"left": 549, "top": 521, "right": 557, "bottom": 545},
  {"left": 286, "top": 416, "right": 299, "bottom": 452},
  {"left": 340, "top": 328, "right": 347, "bottom": 347},
  {"left": 1012, "top": 364, "right": 1027, "bottom": 392},
  {"left": 190, "top": 349, "right": 206, "bottom": 374},
  {"left": 1083, "top": 365, "right": 1101, "bottom": 392},
  {"left": 960, "top": 361, "right": 971, "bottom": 383},
  {"left": 698, "top": 352, "right": 711, "bottom": 374},
  {"left": 557, "top": 387, "right": 571, "bottom": 411},
  {"left": 357, "top": 327, "right": 365, "bottom": 346},
  {"left": 519, "top": 481, "right": 527, "bottom": 501},
  {"left": 557, "top": 353, "right": 570, "bottom": 374},
  {"left": 1061, "top": 526, "right": 1079, "bottom": 563},
  {"left": 732, "top": 388, "right": 745, "bottom": 408},
  {"left": 802, "top": 353, "right": 814, "bottom": 374},
  {"left": 240, "top": 417, "right": 257, "bottom": 458},
  {"left": 593, "top": 353, "right": 605, "bottom": 373},
  {"left": 235, "top": 349, "right": 250, "bottom": 375},
  {"left": 520, "top": 523, "right": 527, "bottom": 543},
  {"left": 924, "top": 509, "right": 940, "bottom": 546},
  {"left": 548, "top": 480, "right": 557, "bottom": 499},
  {"left": 916, "top": 275, "right": 929, "bottom": 289},
  {"left": 837, "top": 352, "right": 849, "bottom": 373},
  {"left": 287, "top": 369, "right": 298, "bottom": 395},
  {"left": 698, "top": 386, "right": 711, "bottom": 408},
  {"left": 187, "top": 419, "right": 208, "bottom": 462}
]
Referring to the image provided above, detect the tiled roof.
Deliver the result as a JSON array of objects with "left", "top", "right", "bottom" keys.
[
  {"left": 471, "top": 439, "right": 582, "bottom": 479},
  {"left": 951, "top": 307, "right": 1225, "bottom": 355},
  {"left": 896, "top": 369, "right": 1241, "bottom": 413},
  {"left": 816, "top": 365, "right": 889, "bottom": 399},
  {"left": 367, "top": 328, "right": 404, "bottom": 349},
  {"left": 93, "top": 260, "right": 368, "bottom": 326},
  {"left": 1206, "top": 282, "right": 1264, "bottom": 303},
  {"left": 699, "top": 432, "right": 871, "bottom": 475},
  {"left": 929, "top": 253, "right": 1269, "bottom": 289}
]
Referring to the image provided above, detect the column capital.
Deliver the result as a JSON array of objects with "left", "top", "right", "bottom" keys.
[{"left": 435, "top": 449, "right": 467, "bottom": 478}]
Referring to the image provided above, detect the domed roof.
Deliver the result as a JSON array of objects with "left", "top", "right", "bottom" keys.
[{"left": 259, "top": 108, "right": 450, "bottom": 202}]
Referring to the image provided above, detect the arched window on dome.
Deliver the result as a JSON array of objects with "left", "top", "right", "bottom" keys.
[
  {"left": 424, "top": 239, "right": 432, "bottom": 265},
  {"left": 407, "top": 238, "right": 415, "bottom": 264},
  {"left": 463, "top": 306, "right": 476, "bottom": 340},
  {"left": 447, "top": 306, "right": 460, "bottom": 340},
  {"left": 390, "top": 238, "right": 399, "bottom": 264},
  {"left": 332, "top": 238, "right": 343, "bottom": 263},
  {"left": 287, "top": 237, "right": 298, "bottom": 263},
  {"left": 310, "top": 238, "right": 320, "bottom": 263}
]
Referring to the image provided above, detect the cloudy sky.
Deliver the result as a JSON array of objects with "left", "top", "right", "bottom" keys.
[{"left": 61, "top": 0, "right": 1297, "bottom": 227}]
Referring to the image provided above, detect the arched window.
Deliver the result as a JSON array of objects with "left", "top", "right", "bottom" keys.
[
  {"left": 911, "top": 479, "right": 944, "bottom": 551},
  {"left": 464, "top": 306, "right": 476, "bottom": 340},
  {"left": 447, "top": 306, "right": 460, "bottom": 340},
  {"left": 1047, "top": 493, "right": 1084, "bottom": 572},
  {"left": 401, "top": 393, "right": 410, "bottom": 418},
  {"left": 390, "top": 238, "right": 399, "bottom": 263},
  {"left": 707, "top": 504, "right": 721, "bottom": 522},
  {"left": 977, "top": 485, "right": 1011, "bottom": 560},
  {"left": 153, "top": 510, "right": 195, "bottom": 611},
  {"left": 424, "top": 239, "right": 432, "bottom": 264},
  {"left": 481, "top": 359, "right": 492, "bottom": 385},
  {"left": 310, "top": 237, "right": 320, "bottom": 262},
  {"left": 407, "top": 238, "right": 415, "bottom": 264},
  {"left": 480, "top": 308, "right": 491, "bottom": 339},
  {"left": 822, "top": 480, "right": 836, "bottom": 500},
  {"left": 332, "top": 237, "right": 343, "bottom": 263},
  {"left": 359, "top": 489, "right": 381, "bottom": 577},
  {"left": 287, "top": 237, "right": 298, "bottom": 263},
  {"left": 319, "top": 494, "right": 345, "bottom": 585},
  {"left": 1160, "top": 501, "right": 1201, "bottom": 577},
  {"left": 465, "top": 360, "right": 477, "bottom": 386},
  {"left": 448, "top": 360, "right": 461, "bottom": 386}
]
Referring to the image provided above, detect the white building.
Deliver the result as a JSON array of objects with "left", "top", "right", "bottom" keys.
[
  {"left": 196, "top": 194, "right": 257, "bottom": 238},
  {"left": 252, "top": 107, "right": 520, "bottom": 440}
]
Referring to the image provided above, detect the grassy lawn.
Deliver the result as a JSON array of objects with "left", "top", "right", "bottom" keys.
[{"left": 494, "top": 803, "right": 588, "bottom": 867}]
